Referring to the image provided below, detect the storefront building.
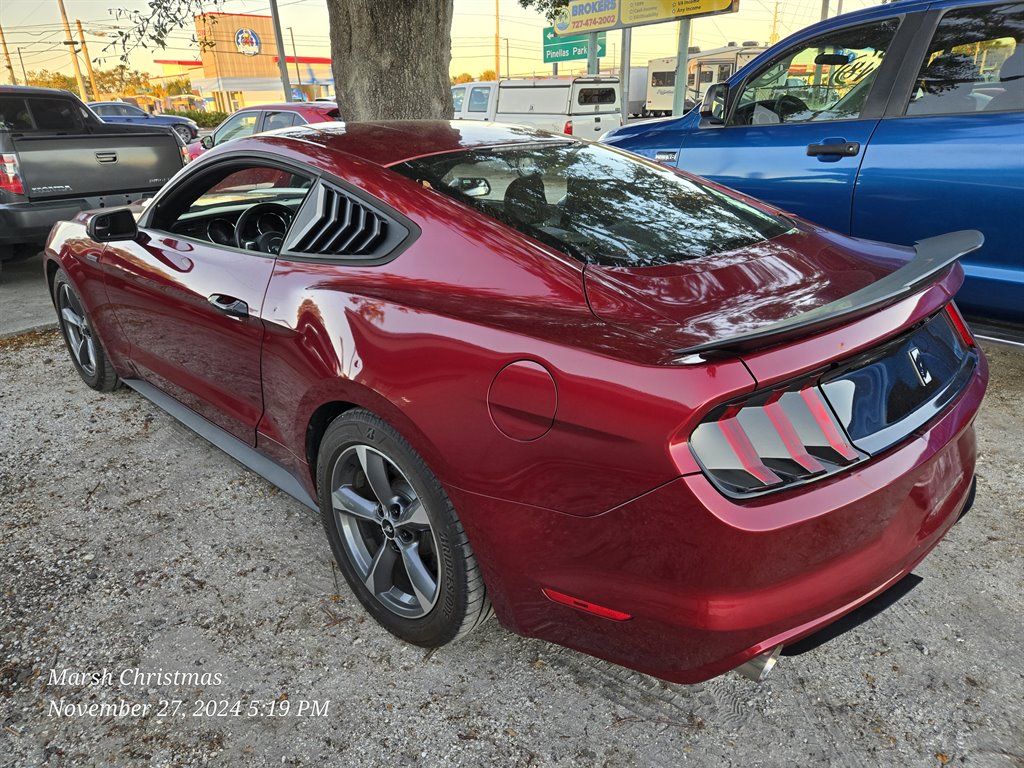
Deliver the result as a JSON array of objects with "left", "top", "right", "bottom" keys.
[{"left": 168, "top": 13, "right": 334, "bottom": 111}]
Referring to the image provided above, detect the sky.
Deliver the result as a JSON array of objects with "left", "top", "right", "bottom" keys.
[{"left": 0, "top": 0, "right": 886, "bottom": 80}]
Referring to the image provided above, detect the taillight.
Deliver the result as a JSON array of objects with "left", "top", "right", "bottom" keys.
[
  {"left": 690, "top": 383, "right": 865, "bottom": 498},
  {"left": 1, "top": 153, "right": 24, "bottom": 195},
  {"left": 180, "top": 145, "right": 191, "bottom": 166},
  {"left": 945, "top": 302, "right": 975, "bottom": 347},
  {"left": 563, "top": 120, "right": 573, "bottom": 135}
]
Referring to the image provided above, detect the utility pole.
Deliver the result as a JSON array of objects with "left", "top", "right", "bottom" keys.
[
  {"left": 0, "top": 23, "right": 18, "bottom": 85},
  {"left": 494, "top": 0, "right": 500, "bottom": 78},
  {"left": 267, "top": 0, "right": 292, "bottom": 101},
  {"left": 620, "top": 28, "right": 632, "bottom": 124},
  {"left": 17, "top": 48, "right": 28, "bottom": 83},
  {"left": 287, "top": 27, "right": 301, "bottom": 86},
  {"left": 770, "top": 1, "right": 780, "bottom": 45},
  {"left": 504, "top": 38, "right": 510, "bottom": 79},
  {"left": 671, "top": 19, "right": 691, "bottom": 116},
  {"left": 820, "top": 0, "right": 830, "bottom": 21},
  {"left": 57, "top": 0, "right": 87, "bottom": 100},
  {"left": 76, "top": 20, "right": 99, "bottom": 99},
  {"left": 586, "top": 32, "right": 598, "bottom": 74}
]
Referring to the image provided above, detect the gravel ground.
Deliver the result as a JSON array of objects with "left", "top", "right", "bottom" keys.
[{"left": 1, "top": 331, "right": 1022, "bottom": 768}]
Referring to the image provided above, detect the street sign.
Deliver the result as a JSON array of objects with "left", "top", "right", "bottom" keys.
[
  {"left": 542, "top": 27, "right": 606, "bottom": 63},
  {"left": 553, "top": 0, "right": 739, "bottom": 36}
]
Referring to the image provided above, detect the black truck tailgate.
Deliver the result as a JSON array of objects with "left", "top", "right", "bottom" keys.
[{"left": 13, "top": 132, "right": 182, "bottom": 201}]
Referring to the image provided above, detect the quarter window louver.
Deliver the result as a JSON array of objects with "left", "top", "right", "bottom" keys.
[{"left": 289, "top": 183, "right": 389, "bottom": 257}]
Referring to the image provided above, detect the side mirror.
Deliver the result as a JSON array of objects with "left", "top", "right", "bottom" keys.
[
  {"left": 87, "top": 208, "right": 138, "bottom": 243},
  {"left": 200, "top": 135, "right": 214, "bottom": 149},
  {"left": 699, "top": 82, "right": 728, "bottom": 127}
]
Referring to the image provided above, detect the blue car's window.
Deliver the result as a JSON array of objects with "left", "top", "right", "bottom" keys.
[
  {"left": 906, "top": 4, "right": 1024, "bottom": 116},
  {"left": 731, "top": 19, "right": 898, "bottom": 125},
  {"left": 393, "top": 142, "right": 792, "bottom": 268}
]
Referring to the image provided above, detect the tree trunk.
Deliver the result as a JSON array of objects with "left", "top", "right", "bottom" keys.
[{"left": 327, "top": 0, "right": 454, "bottom": 122}]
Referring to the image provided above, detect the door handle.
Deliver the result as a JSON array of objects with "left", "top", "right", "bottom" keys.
[
  {"left": 806, "top": 140, "right": 860, "bottom": 158},
  {"left": 208, "top": 294, "right": 249, "bottom": 319}
]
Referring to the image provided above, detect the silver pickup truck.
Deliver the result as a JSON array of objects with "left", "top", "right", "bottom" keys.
[{"left": 0, "top": 85, "right": 188, "bottom": 261}]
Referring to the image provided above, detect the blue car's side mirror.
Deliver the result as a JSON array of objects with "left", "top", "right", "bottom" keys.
[{"left": 700, "top": 83, "right": 728, "bottom": 127}]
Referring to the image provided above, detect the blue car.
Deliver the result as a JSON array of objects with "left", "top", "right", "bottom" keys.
[
  {"left": 603, "top": 0, "right": 1023, "bottom": 330},
  {"left": 89, "top": 102, "right": 198, "bottom": 143}
]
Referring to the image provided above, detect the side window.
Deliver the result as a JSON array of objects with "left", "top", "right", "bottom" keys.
[
  {"left": 0, "top": 97, "right": 32, "bottom": 130},
  {"left": 264, "top": 111, "right": 298, "bottom": 131},
  {"left": 91, "top": 105, "right": 111, "bottom": 116},
  {"left": 652, "top": 71, "right": 676, "bottom": 87},
  {"left": 468, "top": 87, "right": 491, "bottom": 113},
  {"left": 452, "top": 86, "right": 466, "bottom": 112},
  {"left": 124, "top": 105, "right": 148, "bottom": 117},
  {"left": 215, "top": 112, "right": 258, "bottom": 144},
  {"left": 577, "top": 87, "right": 616, "bottom": 105},
  {"left": 731, "top": 19, "right": 899, "bottom": 125},
  {"left": 151, "top": 164, "right": 313, "bottom": 254},
  {"left": 906, "top": 4, "right": 1024, "bottom": 116},
  {"left": 28, "top": 98, "right": 85, "bottom": 131}
]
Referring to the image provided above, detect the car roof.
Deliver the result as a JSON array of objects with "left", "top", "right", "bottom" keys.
[
  {"left": 239, "top": 102, "right": 337, "bottom": 111},
  {"left": 0, "top": 85, "right": 80, "bottom": 98},
  {"left": 249, "top": 120, "right": 570, "bottom": 167}
]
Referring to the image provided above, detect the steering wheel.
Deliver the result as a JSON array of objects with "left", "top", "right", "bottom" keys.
[
  {"left": 234, "top": 202, "right": 294, "bottom": 253},
  {"left": 772, "top": 94, "right": 810, "bottom": 121}
]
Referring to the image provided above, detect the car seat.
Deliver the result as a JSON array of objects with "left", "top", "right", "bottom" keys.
[{"left": 985, "top": 45, "right": 1024, "bottom": 112}]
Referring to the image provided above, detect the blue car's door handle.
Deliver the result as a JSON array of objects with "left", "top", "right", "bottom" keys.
[{"left": 807, "top": 141, "right": 861, "bottom": 158}]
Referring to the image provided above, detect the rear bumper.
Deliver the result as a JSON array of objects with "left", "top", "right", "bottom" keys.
[
  {"left": 453, "top": 350, "right": 987, "bottom": 684},
  {"left": 0, "top": 194, "right": 153, "bottom": 246}
]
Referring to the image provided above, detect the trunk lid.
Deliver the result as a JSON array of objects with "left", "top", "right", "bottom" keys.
[{"left": 583, "top": 225, "right": 976, "bottom": 365}]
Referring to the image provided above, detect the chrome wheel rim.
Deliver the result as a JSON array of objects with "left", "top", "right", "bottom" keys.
[
  {"left": 173, "top": 125, "right": 191, "bottom": 142},
  {"left": 331, "top": 445, "right": 441, "bottom": 619},
  {"left": 58, "top": 284, "right": 97, "bottom": 377}
]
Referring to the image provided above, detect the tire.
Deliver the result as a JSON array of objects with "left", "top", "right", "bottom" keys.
[
  {"left": 172, "top": 124, "right": 192, "bottom": 143},
  {"left": 53, "top": 268, "right": 120, "bottom": 392},
  {"left": 317, "top": 409, "right": 490, "bottom": 647}
]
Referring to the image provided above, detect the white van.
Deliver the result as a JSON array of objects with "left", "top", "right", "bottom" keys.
[{"left": 451, "top": 77, "right": 621, "bottom": 138}]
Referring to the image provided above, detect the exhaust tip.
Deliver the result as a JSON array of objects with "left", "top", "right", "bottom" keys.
[{"left": 735, "top": 644, "right": 783, "bottom": 683}]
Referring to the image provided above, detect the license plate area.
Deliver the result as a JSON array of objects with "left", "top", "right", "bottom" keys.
[{"left": 820, "top": 311, "right": 976, "bottom": 456}]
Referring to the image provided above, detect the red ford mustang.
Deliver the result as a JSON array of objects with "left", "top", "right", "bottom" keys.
[{"left": 43, "top": 121, "right": 987, "bottom": 684}]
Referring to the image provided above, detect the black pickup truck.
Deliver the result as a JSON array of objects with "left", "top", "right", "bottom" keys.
[{"left": 0, "top": 85, "right": 188, "bottom": 260}]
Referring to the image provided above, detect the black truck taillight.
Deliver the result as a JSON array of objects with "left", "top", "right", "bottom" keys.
[{"left": 1, "top": 153, "right": 24, "bottom": 195}]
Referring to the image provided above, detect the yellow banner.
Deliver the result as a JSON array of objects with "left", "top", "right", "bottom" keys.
[{"left": 555, "top": 0, "right": 738, "bottom": 36}]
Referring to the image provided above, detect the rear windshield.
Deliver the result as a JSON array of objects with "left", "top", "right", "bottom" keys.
[
  {"left": 392, "top": 142, "right": 791, "bottom": 267},
  {"left": 578, "top": 87, "right": 616, "bottom": 105},
  {"left": 0, "top": 95, "right": 86, "bottom": 132}
]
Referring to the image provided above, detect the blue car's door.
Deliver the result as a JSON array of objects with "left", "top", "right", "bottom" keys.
[
  {"left": 673, "top": 14, "right": 909, "bottom": 232},
  {"left": 851, "top": 2, "right": 1024, "bottom": 324}
]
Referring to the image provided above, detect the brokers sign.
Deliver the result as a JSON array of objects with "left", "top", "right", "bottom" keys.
[
  {"left": 553, "top": 0, "right": 739, "bottom": 36},
  {"left": 542, "top": 27, "right": 607, "bottom": 63}
]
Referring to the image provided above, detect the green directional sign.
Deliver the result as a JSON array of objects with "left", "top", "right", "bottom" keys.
[{"left": 542, "top": 27, "right": 606, "bottom": 64}]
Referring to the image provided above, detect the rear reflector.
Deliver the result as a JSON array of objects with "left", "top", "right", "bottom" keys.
[
  {"left": 542, "top": 588, "right": 632, "bottom": 621},
  {"left": 1, "top": 153, "right": 24, "bottom": 196}
]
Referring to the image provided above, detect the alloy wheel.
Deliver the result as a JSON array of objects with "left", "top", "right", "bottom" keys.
[
  {"left": 58, "top": 284, "right": 97, "bottom": 377},
  {"left": 330, "top": 445, "right": 441, "bottom": 619}
]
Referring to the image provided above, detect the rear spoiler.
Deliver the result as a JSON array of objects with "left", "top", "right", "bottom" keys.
[{"left": 672, "top": 230, "right": 984, "bottom": 358}]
